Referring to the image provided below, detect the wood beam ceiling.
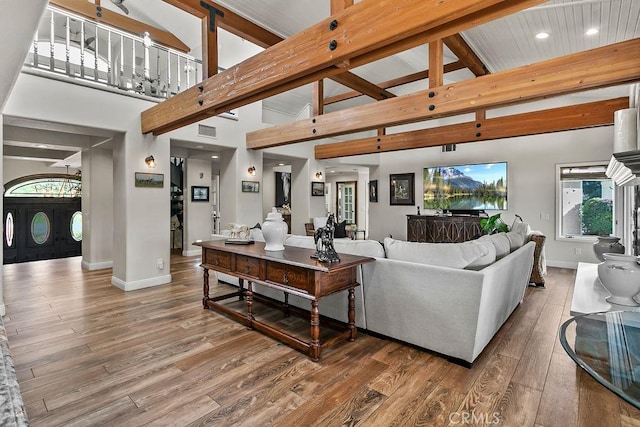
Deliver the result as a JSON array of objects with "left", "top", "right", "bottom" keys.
[
  {"left": 245, "top": 39, "right": 640, "bottom": 149},
  {"left": 323, "top": 61, "right": 466, "bottom": 105},
  {"left": 50, "top": 0, "right": 189, "bottom": 53},
  {"left": 314, "top": 98, "right": 629, "bottom": 159},
  {"left": 164, "top": 0, "right": 393, "bottom": 105},
  {"left": 142, "top": 0, "right": 548, "bottom": 135}
]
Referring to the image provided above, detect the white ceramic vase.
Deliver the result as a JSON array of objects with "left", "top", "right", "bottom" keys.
[
  {"left": 262, "top": 207, "right": 287, "bottom": 251},
  {"left": 597, "top": 253, "right": 640, "bottom": 306},
  {"left": 593, "top": 236, "right": 625, "bottom": 262}
]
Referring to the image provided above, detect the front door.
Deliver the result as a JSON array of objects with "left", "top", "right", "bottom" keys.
[
  {"left": 336, "top": 181, "right": 357, "bottom": 224},
  {"left": 3, "top": 198, "right": 82, "bottom": 264}
]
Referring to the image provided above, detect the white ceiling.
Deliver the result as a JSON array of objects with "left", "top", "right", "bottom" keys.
[{"left": 1, "top": 0, "right": 639, "bottom": 168}]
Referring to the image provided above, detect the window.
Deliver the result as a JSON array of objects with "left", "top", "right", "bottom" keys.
[{"left": 557, "top": 163, "right": 617, "bottom": 240}]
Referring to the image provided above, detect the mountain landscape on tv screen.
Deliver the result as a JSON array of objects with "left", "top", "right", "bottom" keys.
[{"left": 423, "top": 164, "right": 507, "bottom": 210}]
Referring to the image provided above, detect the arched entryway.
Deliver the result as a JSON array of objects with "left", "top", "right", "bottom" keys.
[{"left": 3, "top": 174, "right": 82, "bottom": 264}]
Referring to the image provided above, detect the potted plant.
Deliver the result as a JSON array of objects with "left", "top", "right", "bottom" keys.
[{"left": 480, "top": 213, "right": 509, "bottom": 235}]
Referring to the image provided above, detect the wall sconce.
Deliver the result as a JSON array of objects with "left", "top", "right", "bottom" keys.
[
  {"left": 145, "top": 155, "right": 157, "bottom": 168},
  {"left": 315, "top": 171, "right": 323, "bottom": 180},
  {"left": 248, "top": 165, "right": 256, "bottom": 176}
]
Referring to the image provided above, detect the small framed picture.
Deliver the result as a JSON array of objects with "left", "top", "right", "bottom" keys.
[
  {"left": 390, "top": 173, "right": 415, "bottom": 205},
  {"left": 242, "top": 181, "right": 260, "bottom": 193},
  {"left": 191, "top": 185, "right": 210, "bottom": 202},
  {"left": 311, "top": 181, "right": 325, "bottom": 196},
  {"left": 135, "top": 172, "right": 164, "bottom": 188},
  {"left": 369, "top": 180, "right": 378, "bottom": 203}
]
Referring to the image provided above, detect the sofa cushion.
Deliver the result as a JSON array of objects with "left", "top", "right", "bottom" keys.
[
  {"left": 505, "top": 221, "right": 530, "bottom": 251},
  {"left": 383, "top": 238, "right": 490, "bottom": 269},
  {"left": 466, "top": 237, "right": 497, "bottom": 270},
  {"left": 334, "top": 220, "right": 347, "bottom": 238},
  {"left": 285, "top": 235, "right": 385, "bottom": 258},
  {"left": 483, "top": 233, "right": 511, "bottom": 259}
]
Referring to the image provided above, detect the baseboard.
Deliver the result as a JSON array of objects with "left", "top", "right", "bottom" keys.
[
  {"left": 546, "top": 260, "right": 578, "bottom": 269},
  {"left": 111, "top": 274, "right": 172, "bottom": 291},
  {"left": 81, "top": 259, "right": 113, "bottom": 270}
]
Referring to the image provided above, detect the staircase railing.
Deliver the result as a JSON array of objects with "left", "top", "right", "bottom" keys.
[{"left": 24, "top": 5, "right": 202, "bottom": 100}]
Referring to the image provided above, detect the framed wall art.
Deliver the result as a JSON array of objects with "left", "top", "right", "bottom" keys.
[
  {"left": 390, "top": 173, "right": 415, "bottom": 205},
  {"left": 369, "top": 180, "right": 378, "bottom": 203},
  {"left": 311, "top": 181, "right": 325, "bottom": 196},
  {"left": 134, "top": 172, "right": 164, "bottom": 188},
  {"left": 275, "top": 171, "right": 291, "bottom": 207},
  {"left": 242, "top": 181, "right": 260, "bottom": 193},
  {"left": 191, "top": 185, "right": 210, "bottom": 202}
]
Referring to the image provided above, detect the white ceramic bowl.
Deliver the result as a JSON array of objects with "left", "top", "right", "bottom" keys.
[{"left": 597, "top": 253, "right": 640, "bottom": 306}]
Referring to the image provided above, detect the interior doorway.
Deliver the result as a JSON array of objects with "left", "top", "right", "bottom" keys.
[{"left": 336, "top": 181, "right": 357, "bottom": 224}]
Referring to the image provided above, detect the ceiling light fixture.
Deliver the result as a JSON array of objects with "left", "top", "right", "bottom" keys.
[
  {"left": 211, "top": 155, "right": 219, "bottom": 159},
  {"left": 36, "top": 144, "right": 49, "bottom": 149},
  {"left": 145, "top": 155, "right": 157, "bottom": 168},
  {"left": 248, "top": 165, "right": 256, "bottom": 176},
  {"left": 535, "top": 32, "right": 550, "bottom": 39},
  {"left": 586, "top": 28, "right": 599, "bottom": 36}
]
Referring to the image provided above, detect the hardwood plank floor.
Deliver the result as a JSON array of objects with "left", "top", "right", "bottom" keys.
[{"left": 3, "top": 255, "right": 639, "bottom": 426}]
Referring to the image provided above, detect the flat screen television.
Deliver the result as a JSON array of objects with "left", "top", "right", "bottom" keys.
[{"left": 423, "top": 162, "right": 507, "bottom": 211}]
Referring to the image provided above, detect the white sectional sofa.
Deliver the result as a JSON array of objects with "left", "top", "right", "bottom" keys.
[{"left": 209, "top": 224, "right": 535, "bottom": 365}]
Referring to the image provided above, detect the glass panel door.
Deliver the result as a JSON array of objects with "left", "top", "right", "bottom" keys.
[{"left": 336, "top": 181, "right": 357, "bottom": 224}]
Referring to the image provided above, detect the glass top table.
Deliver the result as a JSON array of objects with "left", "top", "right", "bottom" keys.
[{"left": 560, "top": 311, "right": 640, "bottom": 409}]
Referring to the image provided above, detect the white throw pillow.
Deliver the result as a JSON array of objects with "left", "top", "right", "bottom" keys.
[
  {"left": 313, "top": 217, "right": 329, "bottom": 230},
  {"left": 383, "top": 238, "right": 489, "bottom": 269},
  {"left": 505, "top": 221, "right": 530, "bottom": 251},
  {"left": 466, "top": 236, "right": 497, "bottom": 270},
  {"left": 484, "top": 233, "right": 511, "bottom": 259}
]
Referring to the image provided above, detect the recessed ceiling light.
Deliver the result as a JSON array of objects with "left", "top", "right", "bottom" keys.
[
  {"left": 535, "top": 32, "right": 550, "bottom": 40},
  {"left": 278, "top": 163, "right": 285, "bottom": 166},
  {"left": 330, "top": 170, "right": 336, "bottom": 173},
  {"left": 211, "top": 155, "right": 219, "bottom": 159},
  {"left": 586, "top": 28, "right": 599, "bottom": 36},
  {"left": 196, "top": 145, "right": 203, "bottom": 149},
  {"left": 36, "top": 144, "right": 48, "bottom": 149}
]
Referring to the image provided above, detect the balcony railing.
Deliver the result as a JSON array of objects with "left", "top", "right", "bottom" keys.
[{"left": 24, "top": 6, "right": 202, "bottom": 100}]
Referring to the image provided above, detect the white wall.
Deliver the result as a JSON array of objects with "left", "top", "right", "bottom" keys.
[{"left": 3, "top": 159, "right": 70, "bottom": 184}]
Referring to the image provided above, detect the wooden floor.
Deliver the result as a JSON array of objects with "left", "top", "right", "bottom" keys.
[{"left": 3, "top": 256, "right": 640, "bottom": 426}]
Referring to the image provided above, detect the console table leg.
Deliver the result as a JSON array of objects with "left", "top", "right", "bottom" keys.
[
  {"left": 238, "top": 278, "right": 245, "bottom": 301},
  {"left": 202, "top": 268, "right": 210, "bottom": 309},
  {"left": 246, "top": 281, "right": 254, "bottom": 328},
  {"left": 310, "top": 300, "right": 320, "bottom": 361},
  {"left": 348, "top": 287, "right": 357, "bottom": 341},
  {"left": 283, "top": 292, "right": 290, "bottom": 317}
]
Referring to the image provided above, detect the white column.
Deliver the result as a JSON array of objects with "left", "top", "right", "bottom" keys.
[
  {"left": 183, "top": 158, "right": 212, "bottom": 255},
  {"left": 111, "top": 127, "right": 171, "bottom": 291},
  {"left": 81, "top": 148, "right": 114, "bottom": 270},
  {"left": 219, "top": 148, "right": 263, "bottom": 229}
]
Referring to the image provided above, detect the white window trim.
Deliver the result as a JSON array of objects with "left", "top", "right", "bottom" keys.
[{"left": 555, "top": 161, "right": 622, "bottom": 243}]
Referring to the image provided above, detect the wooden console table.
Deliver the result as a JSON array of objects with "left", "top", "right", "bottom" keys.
[
  {"left": 194, "top": 240, "right": 374, "bottom": 361},
  {"left": 407, "top": 215, "right": 484, "bottom": 243}
]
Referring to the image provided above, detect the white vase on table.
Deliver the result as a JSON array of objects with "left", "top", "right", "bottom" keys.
[{"left": 262, "top": 207, "right": 287, "bottom": 251}]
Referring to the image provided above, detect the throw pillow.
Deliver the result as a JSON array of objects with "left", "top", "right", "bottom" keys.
[
  {"left": 383, "top": 237, "right": 489, "bottom": 269},
  {"left": 505, "top": 221, "right": 530, "bottom": 251},
  {"left": 466, "top": 237, "right": 497, "bottom": 270},
  {"left": 334, "top": 220, "right": 347, "bottom": 238},
  {"left": 484, "top": 233, "right": 511, "bottom": 259}
]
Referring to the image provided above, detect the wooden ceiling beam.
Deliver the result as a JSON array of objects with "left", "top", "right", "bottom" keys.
[
  {"left": 428, "top": 39, "right": 444, "bottom": 88},
  {"left": 330, "top": 73, "right": 396, "bottom": 100},
  {"left": 142, "top": 0, "right": 547, "bottom": 135},
  {"left": 324, "top": 61, "right": 465, "bottom": 105},
  {"left": 314, "top": 98, "right": 628, "bottom": 158},
  {"left": 164, "top": 0, "right": 393, "bottom": 105},
  {"left": 50, "top": 0, "right": 190, "bottom": 53},
  {"left": 246, "top": 39, "right": 640, "bottom": 149},
  {"left": 443, "top": 34, "right": 487, "bottom": 76}
]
